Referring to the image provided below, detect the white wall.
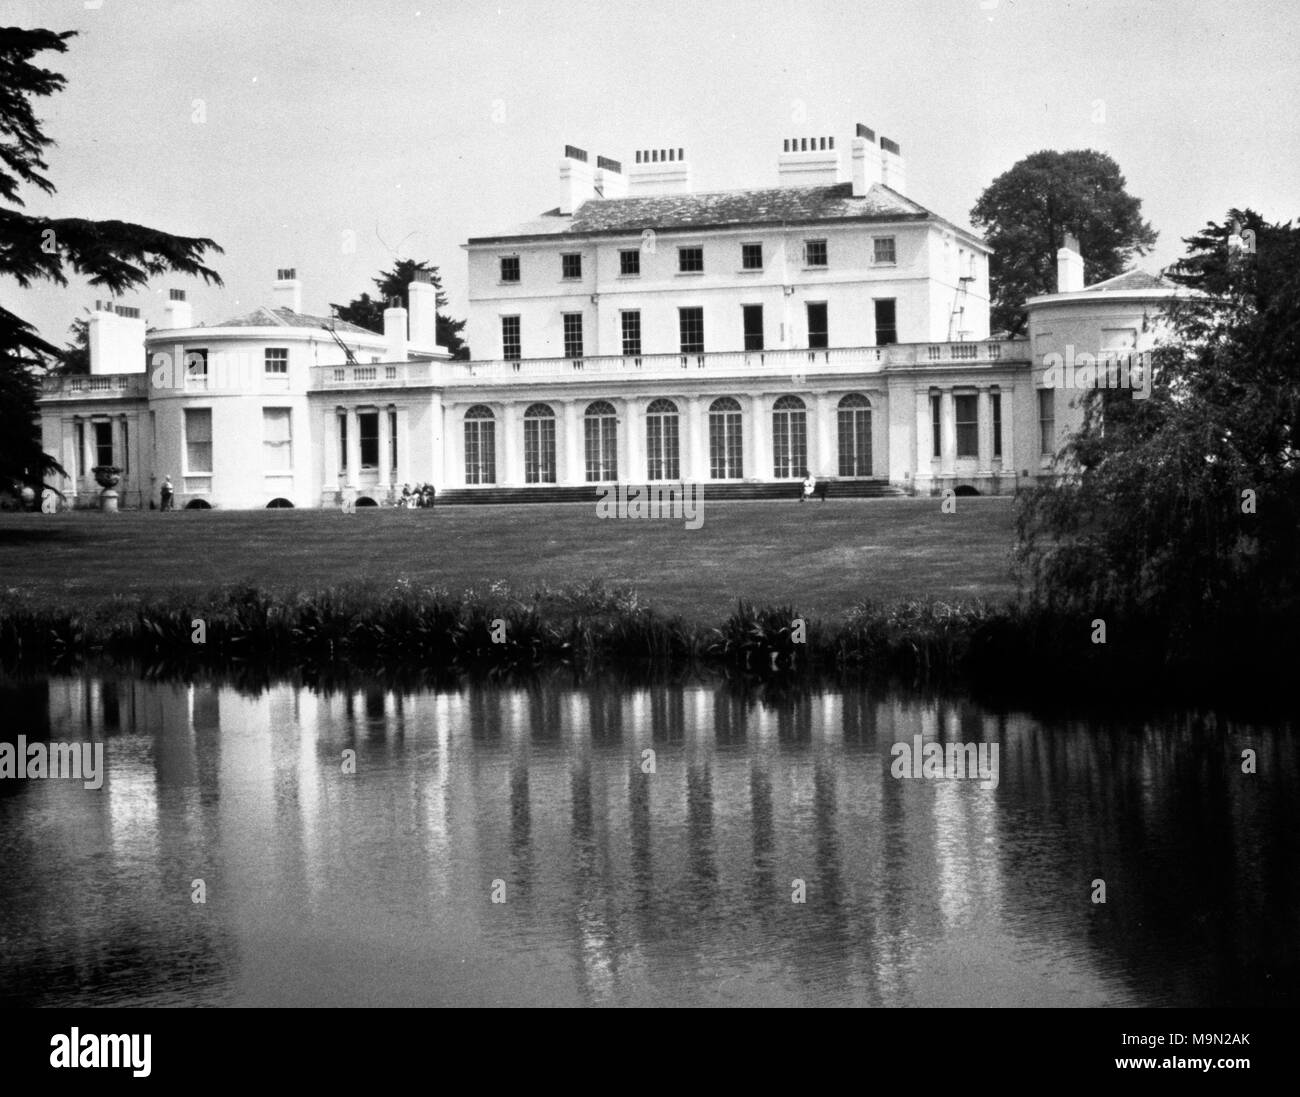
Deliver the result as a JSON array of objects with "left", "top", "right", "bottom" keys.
[
  {"left": 467, "top": 222, "right": 988, "bottom": 359},
  {"left": 145, "top": 326, "right": 389, "bottom": 509},
  {"left": 1025, "top": 293, "right": 1172, "bottom": 462}
]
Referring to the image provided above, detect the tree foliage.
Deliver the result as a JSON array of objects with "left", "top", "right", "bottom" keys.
[
  {"left": 1014, "top": 209, "right": 1300, "bottom": 661},
  {"left": 0, "top": 26, "right": 223, "bottom": 488},
  {"left": 331, "top": 258, "right": 468, "bottom": 360},
  {"left": 971, "top": 150, "right": 1157, "bottom": 336}
]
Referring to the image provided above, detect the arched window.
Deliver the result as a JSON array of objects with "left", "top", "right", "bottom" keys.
[
  {"left": 584, "top": 400, "right": 618, "bottom": 481},
  {"left": 772, "top": 395, "right": 807, "bottom": 478},
  {"left": 837, "top": 393, "right": 873, "bottom": 477},
  {"left": 523, "top": 403, "right": 556, "bottom": 484},
  {"left": 708, "top": 396, "right": 743, "bottom": 479},
  {"left": 464, "top": 404, "right": 496, "bottom": 485},
  {"left": 645, "top": 398, "right": 680, "bottom": 481}
]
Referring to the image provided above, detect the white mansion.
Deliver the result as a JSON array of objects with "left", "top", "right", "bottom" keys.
[{"left": 38, "top": 126, "right": 1181, "bottom": 509}]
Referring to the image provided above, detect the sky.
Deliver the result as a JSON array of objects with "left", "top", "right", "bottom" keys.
[{"left": 4, "top": 0, "right": 1299, "bottom": 349}]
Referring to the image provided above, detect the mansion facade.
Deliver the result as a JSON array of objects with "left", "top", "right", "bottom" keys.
[{"left": 37, "top": 126, "right": 1182, "bottom": 509}]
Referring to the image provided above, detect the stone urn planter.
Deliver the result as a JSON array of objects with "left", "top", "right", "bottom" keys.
[{"left": 92, "top": 466, "right": 123, "bottom": 512}]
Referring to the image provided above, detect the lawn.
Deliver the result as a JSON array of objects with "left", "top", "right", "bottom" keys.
[{"left": 0, "top": 497, "right": 1018, "bottom": 623}]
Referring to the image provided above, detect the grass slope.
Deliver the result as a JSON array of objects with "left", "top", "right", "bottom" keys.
[{"left": 0, "top": 497, "right": 1017, "bottom": 622}]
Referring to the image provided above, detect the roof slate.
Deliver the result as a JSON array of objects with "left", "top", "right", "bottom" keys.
[
  {"left": 468, "top": 182, "right": 985, "bottom": 245},
  {"left": 211, "top": 306, "right": 378, "bottom": 336},
  {"left": 1085, "top": 269, "right": 1176, "bottom": 292}
]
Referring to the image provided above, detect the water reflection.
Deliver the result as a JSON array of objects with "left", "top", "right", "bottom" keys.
[{"left": 0, "top": 672, "right": 1295, "bottom": 1007}]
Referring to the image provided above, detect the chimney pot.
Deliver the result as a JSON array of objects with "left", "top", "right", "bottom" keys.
[
  {"left": 1057, "top": 235, "right": 1085, "bottom": 293},
  {"left": 627, "top": 143, "right": 691, "bottom": 196},
  {"left": 272, "top": 268, "right": 302, "bottom": 313},
  {"left": 879, "top": 137, "right": 906, "bottom": 193},
  {"left": 384, "top": 300, "right": 408, "bottom": 360},
  {"left": 778, "top": 132, "right": 842, "bottom": 188}
]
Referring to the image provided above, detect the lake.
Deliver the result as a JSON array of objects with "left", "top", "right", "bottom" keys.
[{"left": 0, "top": 671, "right": 1294, "bottom": 1007}]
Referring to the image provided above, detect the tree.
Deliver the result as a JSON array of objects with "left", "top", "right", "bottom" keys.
[
  {"left": 0, "top": 27, "right": 223, "bottom": 490},
  {"left": 331, "top": 259, "right": 469, "bottom": 360},
  {"left": 54, "top": 312, "right": 90, "bottom": 375},
  {"left": 1014, "top": 209, "right": 1300, "bottom": 664},
  {"left": 971, "top": 150, "right": 1157, "bottom": 336}
]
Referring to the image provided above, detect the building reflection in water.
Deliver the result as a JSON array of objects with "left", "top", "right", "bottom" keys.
[{"left": 0, "top": 670, "right": 1294, "bottom": 1007}]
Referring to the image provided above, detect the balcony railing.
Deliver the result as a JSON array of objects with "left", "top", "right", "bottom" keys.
[
  {"left": 43, "top": 342, "right": 1028, "bottom": 400},
  {"left": 312, "top": 361, "right": 437, "bottom": 389},
  {"left": 39, "top": 373, "right": 149, "bottom": 400},
  {"left": 448, "top": 341, "right": 1026, "bottom": 382}
]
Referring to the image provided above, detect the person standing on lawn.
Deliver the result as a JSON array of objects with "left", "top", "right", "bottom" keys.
[
  {"left": 801, "top": 470, "right": 816, "bottom": 503},
  {"left": 160, "top": 476, "right": 174, "bottom": 511}
]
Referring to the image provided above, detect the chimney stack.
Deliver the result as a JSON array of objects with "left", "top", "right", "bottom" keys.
[
  {"left": 627, "top": 147, "right": 691, "bottom": 196},
  {"left": 1057, "top": 233, "right": 1084, "bottom": 293},
  {"left": 272, "top": 267, "right": 302, "bottom": 313},
  {"left": 559, "top": 145, "right": 595, "bottom": 214},
  {"left": 593, "top": 154, "right": 627, "bottom": 199},
  {"left": 850, "top": 124, "right": 880, "bottom": 196},
  {"left": 407, "top": 271, "right": 441, "bottom": 353},
  {"left": 879, "top": 137, "right": 906, "bottom": 193},
  {"left": 88, "top": 304, "right": 146, "bottom": 375},
  {"left": 163, "top": 287, "right": 193, "bottom": 329},
  {"left": 777, "top": 135, "right": 841, "bottom": 188},
  {"left": 384, "top": 296, "right": 408, "bottom": 361}
]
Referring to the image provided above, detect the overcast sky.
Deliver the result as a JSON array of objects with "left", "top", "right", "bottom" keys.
[{"left": 5, "top": 0, "right": 1298, "bottom": 348}]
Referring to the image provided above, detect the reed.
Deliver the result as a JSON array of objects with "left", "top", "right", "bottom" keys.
[{"left": 1, "top": 581, "right": 1294, "bottom": 697}]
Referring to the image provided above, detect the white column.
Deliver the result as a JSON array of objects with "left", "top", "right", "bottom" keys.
[
  {"left": 346, "top": 407, "right": 361, "bottom": 488},
  {"left": 915, "top": 391, "right": 932, "bottom": 492},
  {"left": 81, "top": 418, "right": 94, "bottom": 481},
  {"left": 563, "top": 401, "right": 582, "bottom": 486},
  {"left": 687, "top": 396, "right": 707, "bottom": 483},
  {"left": 623, "top": 397, "right": 641, "bottom": 483},
  {"left": 323, "top": 408, "right": 339, "bottom": 492},
  {"left": 500, "top": 403, "right": 519, "bottom": 486},
  {"left": 112, "top": 417, "right": 127, "bottom": 504},
  {"left": 940, "top": 390, "right": 955, "bottom": 475},
  {"left": 815, "top": 393, "right": 834, "bottom": 477},
  {"left": 1000, "top": 387, "right": 1013, "bottom": 479},
  {"left": 977, "top": 388, "right": 993, "bottom": 473},
  {"left": 61, "top": 418, "right": 76, "bottom": 494},
  {"left": 377, "top": 405, "right": 392, "bottom": 496},
  {"left": 749, "top": 394, "right": 770, "bottom": 480},
  {"left": 446, "top": 404, "right": 462, "bottom": 488},
  {"left": 396, "top": 408, "right": 411, "bottom": 488}
]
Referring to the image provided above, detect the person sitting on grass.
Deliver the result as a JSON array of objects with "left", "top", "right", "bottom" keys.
[
  {"left": 800, "top": 470, "right": 816, "bottom": 503},
  {"left": 400, "top": 483, "right": 413, "bottom": 508}
]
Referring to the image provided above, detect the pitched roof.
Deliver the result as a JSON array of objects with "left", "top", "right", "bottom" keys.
[
  {"left": 469, "top": 182, "right": 987, "bottom": 247},
  {"left": 1085, "top": 269, "right": 1177, "bottom": 292},
  {"left": 211, "top": 306, "right": 379, "bottom": 337}
]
